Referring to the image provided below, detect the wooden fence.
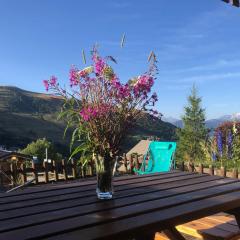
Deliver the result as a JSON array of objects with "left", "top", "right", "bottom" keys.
[
  {"left": 0, "top": 154, "right": 140, "bottom": 188},
  {"left": 1, "top": 154, "right": 239, "bottom": 190},
  {"left": 179, "top": 161, "right": 239, "bottom": 179},
  {"left": 122, "top": 154, "right": 240, "bottom": 179},
  {"left": 0, "top": 159, "right": 95, "bottom": 188}
]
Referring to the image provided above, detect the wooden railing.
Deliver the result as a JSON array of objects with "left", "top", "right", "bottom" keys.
[
  {"left": 1, "top": 155, "right": 238, "bottom": 190},
  {"left": 0, "top": 159, "right": 95, "bottom": 188},
  {"left": 179, "top": 161, "right": 239, "bottom": 179},
  {"left": 0, "top": 154, "right": 143, "bottom": 188}
]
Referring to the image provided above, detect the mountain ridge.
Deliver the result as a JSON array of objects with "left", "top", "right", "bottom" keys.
[
  {"left": 163, "top": 113, "right": 240, "bottom": 129},
  {"left": 0, "top": 86, "right": 177, "bottom": 154}
]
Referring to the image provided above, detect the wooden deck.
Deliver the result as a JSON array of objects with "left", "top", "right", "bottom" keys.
[
  {"left": 156, "top": 213, "right": 240, "bottom": 239},
  {"left": 0, "top": 171, "right": 240, "bottom": 239}
]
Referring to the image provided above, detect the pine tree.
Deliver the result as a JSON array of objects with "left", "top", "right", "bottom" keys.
[{"left": 176, "top": 86, "right": 208, "bottom": 164}]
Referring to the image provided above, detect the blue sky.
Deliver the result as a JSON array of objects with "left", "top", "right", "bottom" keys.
[{"left": 0, "top": 0, "right": 239, "bottom": 119}]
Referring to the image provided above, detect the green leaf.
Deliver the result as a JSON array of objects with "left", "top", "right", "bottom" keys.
[{"left": 69, "top": 143, "right": 88, "bottom": 160}]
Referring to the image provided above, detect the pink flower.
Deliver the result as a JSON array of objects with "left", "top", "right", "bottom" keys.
[
  {"left": 93, "top": 55, "right": 105, "bottom": 75},
  {"left": 69, "top": 67, "right": 79, "bottom": 87},
  {"left": 80, "top": 108, "right": 90, "bottom": 121},
  {"left": 43, "top": 80, "right": 49, "bottom": 91},
  {"left": 79, "top": 70, "right": 88, "bottom": 78},
  {"left": 133, "top": 75, "right": 154, "bottom": 97},
  {"left": 80, "top": 104, "right": 112, "bottom": 122},
  {"left": 49, "top": 75, "right": 57, "bottom": 86},
  {"left": 118, "top": 84, "right": 131, "bottom": 99},
  {"left": 43, "top": 49, "right": 159, "bottom": 149}
]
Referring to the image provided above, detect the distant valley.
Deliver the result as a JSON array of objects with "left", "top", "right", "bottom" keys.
[{"left": 0, "top": 86, "right": 177, "bottom": 155}]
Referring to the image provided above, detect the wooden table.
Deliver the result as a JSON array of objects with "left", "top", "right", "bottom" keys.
[{"left": 0, "top": 170, "right": 240, "bottom": 240}]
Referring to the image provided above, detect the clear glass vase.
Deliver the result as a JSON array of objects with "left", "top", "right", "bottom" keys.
[{"left": 95, "top": 154, "right": 117, "bottom": 200}]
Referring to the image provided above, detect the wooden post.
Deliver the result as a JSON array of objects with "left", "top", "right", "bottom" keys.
[
  {"left": 180, "top": 161, "right": 185, "bottom": 171},
  {"left": 53, "top": 160, "right": 59, "bottom": 181},
  {"left": 126, "top": 155, "right": 130, "bottom": 173},
  {"left": 32, "top": 162, "right": 38, "bottom": 184},
  {"left": 88, "top": 160, "right": 94, "bottom": 176},
  {"left": 10, "top": 163, "right": 17, "bottom": 186},
  {"left": 21, "top": 163, "right": 27, "bottom": 183},
  {"left": 232, "top": 168, "right": 238, "bottom": 179},
  {"left": 188, "top": 162, "right": 194, "bottom": 172},
  {"left": 130, "top": 155, "right": 134, "bottom": 174},
  {"left": 139, "top": 155, "right": 143, "bottom": 171},
  {"left": 220, "top": 166, "right": 226, "bottom": 177},
  {"left": 71, "top": 159, "right": 77, "bottom": 179},
  {"left": 43, "top": 161, "right": 49, "bottom": 183},
  {"left": 209, "top": 165, "right": 214, "bottom": 176},
  {"left": 0, "top": 165, "right": 3, "bottom": 187},
  {"left": 62, "top": 160, "right": 68, "bottom": 180},
  {"left": 135, "top": 155, "right": 140, "bottom": 170},
  {"left": 199, "top": 164, "right": 204, "bottom": 174},
  {"left": 123, "top": 153, "right": 128, "bottom": 172},
  {"left": 79, "top": 162, "right": 85, "bottom": 178}
]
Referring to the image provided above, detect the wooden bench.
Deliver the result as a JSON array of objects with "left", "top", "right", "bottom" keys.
[{"left": 155, "top": 213, "right": 240, "bottom": 240}]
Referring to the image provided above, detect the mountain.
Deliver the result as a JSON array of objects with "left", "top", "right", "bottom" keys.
[
  {"left": 163, "top": 114, "right": 240, "bottom": 130},
  {"left": 205, "top": 114, "right": 240, "bottom": 130},
  {"left": 0, "top": 86, "right": 70, "bottom": 154},
  {"left": 162, "top": 117, "right": 183, "bottom": 128},
  {"left": 0, "top": 86, "right": 177, "bottom": 154},
  {"left": 162, "top": 116, "right": 179, "bottom": 124}
]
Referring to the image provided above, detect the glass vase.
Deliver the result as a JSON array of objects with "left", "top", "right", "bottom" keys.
[{"left": 95, "top": 154, "right": 117, "bottom": 200}]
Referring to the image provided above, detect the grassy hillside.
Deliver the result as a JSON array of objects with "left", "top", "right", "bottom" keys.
[
  {"left": 0, "top": 86, "right": 177, "bottom": 155},
  {"left": 0, "top": 86, "right": 63, "bottom": 113},
  {"left": 0, "top": 86, "right": 69, "bottom": 153}
]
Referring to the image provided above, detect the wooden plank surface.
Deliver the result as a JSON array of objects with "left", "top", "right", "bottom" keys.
[
  {"left": 0, "top": 174, "right": 214, "bottom": 220},
  {"left": 176, "top": 218, "right": 239, "bottom": 239},
  {"left": 0, "top": 178, "right": 237, "bottom": 233},
  {"left": 44, "top": 191, "right": 240, "bottom": 240},
  {"left": 0, "top": 172, "right": 239, "bottom": 240},
  {"left": 0, "top": 172, "right": 200, "bottom": 208},
  {"left": 0, "top": 171, "right": 188, "bottom": 201}
]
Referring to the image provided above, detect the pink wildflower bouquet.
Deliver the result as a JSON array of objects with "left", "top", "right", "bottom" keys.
[{"left": 43, "top": 48, "right": 158, "bottom": 198}]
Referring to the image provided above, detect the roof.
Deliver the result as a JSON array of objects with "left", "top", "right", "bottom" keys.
[
  {"left": 222, "top": 0, "right": 239, "bottom": 7},
  {"left": 126, "top": 140, "right": 151, "bottom": 156},
  {"left": 0, "top": 150, "right": 31, "bottom": 161},
  {"left": 0, "top": 150, "right": 10, "bottom": 158}
]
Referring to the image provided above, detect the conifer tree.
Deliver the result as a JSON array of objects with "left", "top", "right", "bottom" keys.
[{"left": 176, "top": 86, "right": 208, "bottom": 164}]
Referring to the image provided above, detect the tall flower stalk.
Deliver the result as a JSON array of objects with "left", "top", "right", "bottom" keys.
[
  {"left": 227, "top": 130, "right": 233, "bottom": 159},
  {"left": 217, "top": 130, "right": 223, "bottom": 166}
]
